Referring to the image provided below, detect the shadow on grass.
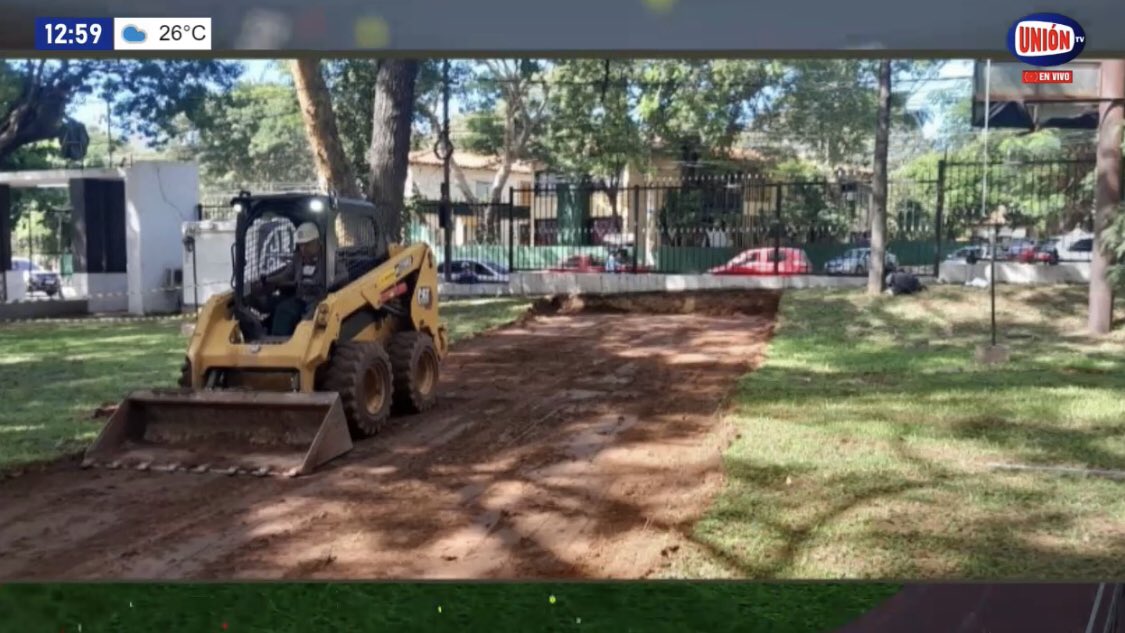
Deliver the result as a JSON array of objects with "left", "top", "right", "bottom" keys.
[
  {"left": 688, "top": 285, "right": 1125, "bottom": 580},
  {"left": 0, "top": 299, "right": 532, "bottom": 469},
  {"left": 0, "top": 287, "right": 1119, "bottom": 585}
]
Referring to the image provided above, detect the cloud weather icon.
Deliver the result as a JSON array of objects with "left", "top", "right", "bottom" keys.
[{"left": 122, "top": 25, "right": 146, "bottom": 43}]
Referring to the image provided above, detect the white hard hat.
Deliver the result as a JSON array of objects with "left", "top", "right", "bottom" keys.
[{"left": 295, "top": 222, "right": 320, "bottom": 245}]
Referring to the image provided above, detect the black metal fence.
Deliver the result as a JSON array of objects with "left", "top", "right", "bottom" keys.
[
  {"left": 399, "top": 156, "right": 1097, "bottom": 277},
  {"left": 192, "top": 157, "right": 1098, "bottom": 278}
]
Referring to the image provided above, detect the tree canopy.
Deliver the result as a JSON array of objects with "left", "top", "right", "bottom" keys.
[{"left": 0, "top": 59, "right": 241, "bottom": 168}]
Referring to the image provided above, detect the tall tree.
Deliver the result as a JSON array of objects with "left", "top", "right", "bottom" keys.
[
  {"left": 868, "top": 60, "right": 892, "bottom": 296},
  {"left": 175, "top": 82, "right": 315, "bottom": 187},
  {"left": 442, "top": 60, "right": 548, "bottom": 216},
  {"left": 751, "top": 60, "right": 939, "bottom": 169},
  {"left": 289, "top": 59, "right": 361, "bottom": 198},
  {"left": 636, "top": 60, "right": 777, "bottom": 168},
  {"left": 542, "top": 59, "right": 646, "bottom": 219},
  {"left": 1089, "top": 59, "right": 1124, "bottom": 334},
  {"left": 367, "top": 60, "right": 420, "bottom": 241},
  {"left": 412, "top": 60, "right": 547, "bottom": 239},
  {"left": 0, "top": 59, "right": 241, "bottom": 168}
]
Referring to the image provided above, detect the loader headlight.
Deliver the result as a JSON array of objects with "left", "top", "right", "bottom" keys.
[
  {"left": 232, "top": 202, "right": 245, "bottom": 214},
  {"left": 309, "top": 199, "right": 326, "bottom": 213}
]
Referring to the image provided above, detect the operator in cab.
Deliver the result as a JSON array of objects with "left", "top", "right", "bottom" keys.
[{"left": 257, "top": 222, "right": 349, "bottom": 336}]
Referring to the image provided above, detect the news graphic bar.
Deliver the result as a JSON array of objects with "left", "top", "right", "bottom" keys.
[
  {"left": 34, "top": 18, "right": 114, "bottom": 51},
  {"left": 34, "top": 17, "right": 211, "bottom": 51},
  {"left": 112, "top": 18, "right": 212, "bottom": 51},
  {"left": 1023, "top": 69, "right": 1074, "bottom": 84}
]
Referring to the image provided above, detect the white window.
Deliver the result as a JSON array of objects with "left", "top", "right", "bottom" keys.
[{"left": 475, "top": 181, "right": 491, "bottom": 201}]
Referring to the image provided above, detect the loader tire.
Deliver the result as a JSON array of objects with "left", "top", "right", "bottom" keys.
[
  {"left": 322, "top": 342, "right": 394, "bottom": 438},
  {"left": 389, "top": 331, "right": 439, "bottom": 414},
  {"left": 178, "top": 359, "right": 192, "bottom": 388}
]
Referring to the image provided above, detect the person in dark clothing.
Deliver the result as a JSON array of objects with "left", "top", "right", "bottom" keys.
[
  {"left": 885, "top": 270, "right": 926, "bottom": 296},
  {"left": 255, "top": 222, "right": 348, "bottom": 336}
]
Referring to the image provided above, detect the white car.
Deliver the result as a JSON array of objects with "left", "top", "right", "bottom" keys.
[
  {"left": 1056, "top": 236, "right": 1094, "bottom": 262},
  {"left": 1048, "top": 230, "right": 1095, "bottom": 262}
]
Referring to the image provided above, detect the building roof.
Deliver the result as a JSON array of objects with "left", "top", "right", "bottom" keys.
[
  {"left": 648, "top": 138, "right": 766, "bottom": 163},
  {"left": 408, "top": 149, "right": 534, "bottom": 174}
]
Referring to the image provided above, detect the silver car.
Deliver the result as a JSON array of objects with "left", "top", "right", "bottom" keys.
[
  {"left": 824, "top": 248, "right": 898, "bottom": 275},
  {"left": 12, "top": 258, "right": 61, "bottom": 297},
  {"left": 438, "top": 259, "right": 510, "bottom": 284}
]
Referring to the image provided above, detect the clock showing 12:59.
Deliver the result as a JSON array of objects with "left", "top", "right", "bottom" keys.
[{"left": 35, "top": 18, "right": 115, "bottom": 51}]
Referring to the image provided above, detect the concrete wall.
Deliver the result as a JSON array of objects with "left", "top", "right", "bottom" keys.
[
  {"left": 0, "top": 298, "right": 89, "bottom": 320},
  {"left": 939, "top": 261, "right": 1091, "bottom": 285},
  {"left": 69, "top": 272, "right": 129, "bottom": 313},
  {"left": 440, "top": 272, "right": 870, "bottom": 298},
  {"left": 3, "top": 271, "right": 25, "bottom": 302},
  {"left": 182, "top": 219, "right": 237, "bottom": 309},
  {"left": 125, "top": 161, "right": 199, "bottom": 315}
]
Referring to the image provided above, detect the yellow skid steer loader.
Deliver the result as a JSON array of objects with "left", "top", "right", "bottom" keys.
[{"left": 84, "top": 192, "right": 449, "bottom": 477}]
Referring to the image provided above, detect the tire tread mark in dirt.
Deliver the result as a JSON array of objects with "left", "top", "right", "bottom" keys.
[{"left": 0, "top": 291, "right": 780, "bottom": 580}]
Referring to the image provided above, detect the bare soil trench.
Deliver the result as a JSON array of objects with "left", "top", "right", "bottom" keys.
[{"left": 0, "top": 290, "right": 778, "bottom": 580}]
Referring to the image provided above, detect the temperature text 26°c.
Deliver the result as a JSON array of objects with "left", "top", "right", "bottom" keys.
[{"left": 159, "top": 24, "right": 207, "bottom": 41}]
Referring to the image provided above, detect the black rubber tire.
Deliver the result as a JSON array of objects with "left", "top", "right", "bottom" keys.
[
  {"left": 178, "top": 359, "right": 192, "bottom": 388},
  {"left": 388, "top": 331, "right": 440, "bottom": 415},
  {"left": 321, "top": 341, "right": 394, "bottom": 438}
]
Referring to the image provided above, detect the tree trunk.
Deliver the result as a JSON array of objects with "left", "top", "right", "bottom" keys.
[
  {"left": 367, "top": 60, "right": 420, "bottom": 242},
  {"left": 868, "top": 60, "right": 892, "bottom": 296},
  {"left": 289, "top": 59, "right": 361, "bottom": 198},
  {"left": 1089, "top": 59, "right": 1124, "bottom": 335}
]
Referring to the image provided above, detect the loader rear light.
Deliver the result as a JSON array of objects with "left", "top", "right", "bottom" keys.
[{"left": 379, "top": 282, "right": 409, "bottom": 303}]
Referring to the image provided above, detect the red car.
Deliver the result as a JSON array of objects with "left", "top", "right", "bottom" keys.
[
  {"left": 710, "top": 247, "right": 813, "bottom": 276},
  {"left": 550, "top": 254, "right": 650, "bottom": 273},
  {"left": 1018, "top": 240, "right": 1060, "bottom": 265}
]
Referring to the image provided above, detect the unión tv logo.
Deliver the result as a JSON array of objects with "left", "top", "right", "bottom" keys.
[{"left": 1007, "top": 13, "right": 1085, "bottom": 67}]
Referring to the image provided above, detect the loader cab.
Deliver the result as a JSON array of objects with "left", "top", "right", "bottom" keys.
[{"left": 229, "top": 192, "right": 391, "bottom": 341}]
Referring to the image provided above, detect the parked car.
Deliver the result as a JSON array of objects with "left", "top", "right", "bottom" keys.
[
  {"left": 437, "top": 259, "right": 509, "bottom": 284},
  {"left": 824, "top": 248, "right": 899, "bottom": 275},
  {"left": 1004, "top": 239, "right": 1037, "bottom": 261},
  {"left": 1060, "top": 237, "right": 1093, "bottom": 262},
  {"left": 1019, "top": 239, "right": 1060, "bottom": 265},
  {"left": 11, "top": 257, "right": 61, "bottom": 297},
  {"left": 710, "top": 247, "right": 813, "bottom": 276},
  {"left": 945, "top": 245, "right": 993, "bottom": 263},
  {"left": 550, "top": 251, "right": 649, "bottom": 273}
]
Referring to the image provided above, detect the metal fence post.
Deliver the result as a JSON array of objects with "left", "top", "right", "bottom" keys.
[
  {"left": 632, "top": 185, "right": 641, "bottom": 272},
  {"left": 934, "top": 159, "right": 947, "bottom": 277},
  {"left": 507, "top": 187, "right": 515, "bottom": 272},
  {"left": 774, "top": 183, "right": 783, "bottom": 276}
]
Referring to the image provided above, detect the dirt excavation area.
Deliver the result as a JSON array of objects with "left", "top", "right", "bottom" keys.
[{"left": 0, "top": 290, "right": 778, "bottom": 580}]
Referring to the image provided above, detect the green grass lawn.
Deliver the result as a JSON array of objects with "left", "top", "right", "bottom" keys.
[
  {"left": 0, "top": 582, "right": 899, "bottom": 633},
  {"left": 0, "top": 298, "right": 530, "bottom": 469},
  {"left": 676, "top": 285, "right": 1125, "bottom": 580}
]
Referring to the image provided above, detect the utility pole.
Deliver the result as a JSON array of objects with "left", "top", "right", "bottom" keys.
[
  {"left": 106, "top": 99, "right": 114, "bottom": 166},
  {"left": 1089, "top": 59, "right": 1124, "bottom": 335},
  {"left": 437, "top": 59, "right": 454, "bottom": 282}
]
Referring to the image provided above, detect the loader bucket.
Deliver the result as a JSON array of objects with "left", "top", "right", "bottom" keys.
[{"left": 82, "top": 390, "right": 353, "bottom": 477}]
